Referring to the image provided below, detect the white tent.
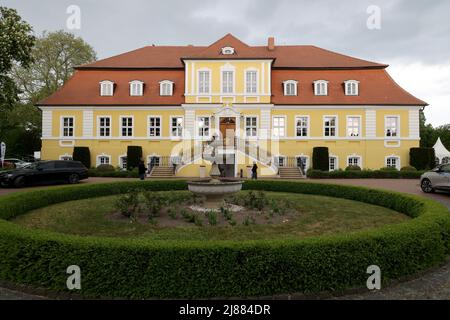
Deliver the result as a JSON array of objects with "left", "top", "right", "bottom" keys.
[{"left": 433, "top": 137, "right": 450, "bottom": 164}]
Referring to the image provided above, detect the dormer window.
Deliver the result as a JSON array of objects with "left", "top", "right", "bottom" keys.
[
  {"left": 221, "top": 47, "right": 235, "bottom": 55},
  {"left": 159, "top": 80, "right": 174, "bottom": 96},
  {"left": 344, "top": 80, "right": 359, "bottom": 96},
  {"left": 129, "top": 80, "right": 144, "bottom": 96},
  {"left": 100, "top": 80, "right": 114, "bottom": 96},
  {"left": 314, "top": 80, "right": 328, "bottom": 96},
  {"left": 283, "top": 80, "right": 298, "bottom": 96}
]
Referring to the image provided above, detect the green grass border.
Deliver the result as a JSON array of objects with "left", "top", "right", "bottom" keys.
[{"left": 0, "top": 180, "right": 449, "bottom": 298}]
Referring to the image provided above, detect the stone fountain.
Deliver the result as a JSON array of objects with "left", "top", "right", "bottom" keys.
[{"left": 187, "top": 135, "right": 243, "bottom": 209}]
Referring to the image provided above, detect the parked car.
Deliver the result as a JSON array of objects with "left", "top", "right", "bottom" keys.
[
  {"left": 0, "top": 160, "right": 88, "bottom": 188},
  {"left": 2, "top": 158, "right": 32, "bottom": 168},
  {"left": 420, "top": 164, "right": 450, "bottom": 193}
]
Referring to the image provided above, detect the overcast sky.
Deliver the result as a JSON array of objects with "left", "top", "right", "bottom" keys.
[{"left": 3, "top": 0, "right": 450, "bottom": 127}]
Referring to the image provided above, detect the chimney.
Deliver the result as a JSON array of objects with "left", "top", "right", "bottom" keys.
[{"left": 268, "top": 37, "right": 275, "bottom": 51}]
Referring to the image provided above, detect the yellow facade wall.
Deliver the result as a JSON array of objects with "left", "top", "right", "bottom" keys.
[{"left": 184, "top": 60, "right": 271, "bottom": 104}]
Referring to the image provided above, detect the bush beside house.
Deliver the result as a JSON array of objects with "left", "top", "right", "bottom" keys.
[
  {"left": 127, "top": 146, "right": 143, "bottom": 170},
  {"left": 72, "top": 147, "right": 91, "bottom": 168},
  {"left": 312, "top": 147, "right": 329, "bottom": 171},
  {"left": 410, "top": 147, "right": 436, "bottom": 170}
]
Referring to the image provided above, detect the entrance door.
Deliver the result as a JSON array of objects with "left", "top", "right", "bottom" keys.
[
  {"left": 219, "top": 117, "right": 236, "bottom": 147},
  {"left": 218, "top": 117, "right": 236, "bottom": 177}
]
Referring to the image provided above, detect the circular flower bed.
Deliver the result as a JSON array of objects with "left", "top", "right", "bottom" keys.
[{"left": 0, "top": 180, "right": 449, "bottom": 298}]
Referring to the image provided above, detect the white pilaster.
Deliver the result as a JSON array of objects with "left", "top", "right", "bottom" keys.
[
  {"left": 409, "top": 109, "right": 420, "bottom": 139},
  {"left": 365, "top": 109, "right": 376, "bottom": 138},
  {"left": 42, "top": 110, "right": 53, "bottom": 138},
  {"left": 82, "top": 110, "right": 94, "bottom": 138}
]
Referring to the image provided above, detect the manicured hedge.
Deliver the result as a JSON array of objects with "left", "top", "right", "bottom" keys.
[
  {"left": 307, "top": 169, "right": 426, "bottom": 179},
  {"left": 312, "top": 147, "right": 329, "bottom": 171},
  {"left": 127, "top": 146, "right": 142, "bottom": 170},
  {"left": 72, "top": 147, "right": 91, "bottom": 169},
  {"left": 0, "top": 180, "right": 449, "bottom": 298},
  {"left": 88, "top": 167, "right": 139, "bottom": 178},
  {"left": 410, "top": 147, "right": 436, "bottom": 170}
]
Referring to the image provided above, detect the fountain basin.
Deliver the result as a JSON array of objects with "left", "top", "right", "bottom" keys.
[{"left": 187, "top": 179, "right": 243, "bottom": 208}]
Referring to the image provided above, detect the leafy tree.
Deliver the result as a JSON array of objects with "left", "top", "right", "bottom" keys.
[
  {"left": 3, "top": 30, "right": 97, "bottom": 157},
  {"left": 13, "top": 30, "right": 97, "bottom": 104},
  {"left": 0, "top": 6, "right": 35, "bottom": 147}
]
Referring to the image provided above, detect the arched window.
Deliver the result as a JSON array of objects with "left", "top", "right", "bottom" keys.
[
  {"left": 159, "top": 80, "right": 174, "bottom": 96},
  {"left": 283, "top": 80, "right": 298, "bottom": 96},
  {"left": 314, "top": 80, "right": 328, "bottom": 96},
  {"left": 344, "top": 80, "right": 359, "bottom": 96},
  {"left": 100, "top": 80, "right": 114, "bottom": 96},
  {"left": 129, "top": 80, "right": 144, "bottom": 96},
  {"left": 386, "top": 156, "right": 400, "bottom": 170}
]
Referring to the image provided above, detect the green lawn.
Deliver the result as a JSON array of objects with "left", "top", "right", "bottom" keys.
[{"left": 12, "top": 191, "right": 409, "bottom": 241}]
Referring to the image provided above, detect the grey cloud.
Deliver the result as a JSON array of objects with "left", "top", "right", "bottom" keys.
[{"left": 3, "top": 0, "right": 449, "bottom": 65}]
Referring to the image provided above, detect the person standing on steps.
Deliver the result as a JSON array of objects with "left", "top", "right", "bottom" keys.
[
  {"left": 251, "top": 162, "right": 258, "bottom": 180},
  {"left": 138, "top": 158, "right": 147, "bottom": 180}
]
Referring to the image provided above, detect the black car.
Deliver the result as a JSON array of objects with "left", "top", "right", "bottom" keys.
[{"left": 0, "top": 160, "right": 88, "bottom": 188}]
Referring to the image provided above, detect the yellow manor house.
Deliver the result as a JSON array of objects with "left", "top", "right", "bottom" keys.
[{"left": 37, "top": 34, "right": 427, "bottom": 178}]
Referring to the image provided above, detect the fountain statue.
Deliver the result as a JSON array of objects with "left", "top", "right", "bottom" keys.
[{"left": 187, "top": 135, "right": 243, "bottom": 209}]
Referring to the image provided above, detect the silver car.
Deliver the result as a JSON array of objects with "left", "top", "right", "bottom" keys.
[{"left": 420, "top": 164, "right": 450, "bottom": 193}]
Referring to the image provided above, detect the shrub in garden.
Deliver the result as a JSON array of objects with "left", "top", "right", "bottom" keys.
[
  {"left": 72, "top": 146, "right": 91, "bottom": 168},
  {"left": 312, "top": 147, "right": 329, "bottom": 171},
  {"left": 115, "top": 192, "right": 140, "bottom": 219},
  {"left": 142, "top": 192, "right": 164, "bottom": 218},
  {"left": 127, "top": 146, "right": 143, "bottom": 170},
  {"left": 96, "top": 164, "right": 115, "bottom": 171},
  {"left": 345, "top": 165, "right": 362, "bottom": 171},
  {"left": 206, "top": 211, "right": 217, "bottom": 226},
  {"left": 410, "top": 147, "right": 436, "bottom": 170},
  {"left": 243, "top": 215, "right": 255, "bottom": 226},
  {"left": 168, "top": 207, "right": 178, "bottom": 220},
  {"left": 379, "top": 166, "right": 398, "bottom": 171},
  {"left": 401, "top": 166, "right": 417, "bottom": 171}
]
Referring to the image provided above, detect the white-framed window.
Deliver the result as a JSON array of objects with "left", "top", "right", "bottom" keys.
[
  {"left": 171, "top": 116, "right": 183, "bottom": 137},
  {"left": 245, "top": 70, "right": 258, "bottom": 94},
  {"left": 329, "top": 156, "right": 338, "bottom": 171},
  {"left": 198, "top": 70, "right": 211, "bottom": 94},
  {"left": 221, "top": 47, "right": 235, "bottom": 55},
  {"left": 272, "top": 116, "right": 286, "bottom": 138},
  {"left": 61, "top": 117, "right": 74, "bottom": 137},
  {"left": 120, "top": 116, "right": 133, "bottom": 137},
  {"left": 59, "top": 154, "right": 73, "bottom": 161},
  {"left": 296, "top": 156, "right": 309, "bottom": 171},
  {"left": 222, "top": 70, "right": 234, "bottom": 93},
  {"left": 324, "top": 116, "right": 337, "bottom": 137},
  {"left": 386, "top": 156, "right": 400, "bottom": 170},
  {"left": 344, "top": 80, "right": 359, "bottom": 96},
  {"left": 385, "top": 116, "right": 399, "bottom": 137},
  {"left": 119, "top": 155, "right": 127, "bottom": 170},
  {"left": 148, "top": 155, "right": 161, "bottom": 167},
  {"left": 347, "top": 116, "right": 361, "bottom": 137},
  {"left": 275, "top": 156, "right": 286, "bottom": 167},
  {"left": 98, "top": 116, "right": 111, "bottom": 137},
  {"left": 295, "top": 116, "right": 309, "bottom": 137},
  {"left": 129, "top": 80, "right": 143, "bottom": 96},
  {"left": 97, "top": 154, "right": 111, "bottom": 166},
  {"left": 245, "top": 116, "right": 258, "bottom": 137},
  {"left": 314, "top": 80, "right": 328, "bottom": 96},
  {"left": 347, "top": 155, "right": 362, "bottom": 168},
  {"left": 148, "top": 116, "right": 161, "bottom": 137},
  {"left": 283, "top": 80, "right": 298, "bottom": 96},
  {"left": 198, "top": 116, "right": 210, "bottom": 137},
  {"left": 100, "top": 80, "right": 114, "bottom": 96},
  {"left": 159, "top": 80, "right": 174, "bottom": 96}
]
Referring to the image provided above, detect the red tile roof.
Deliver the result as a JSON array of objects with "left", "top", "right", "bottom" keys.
[{"left": 38, "top": 34, "right": 426, "bottom": 106}]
